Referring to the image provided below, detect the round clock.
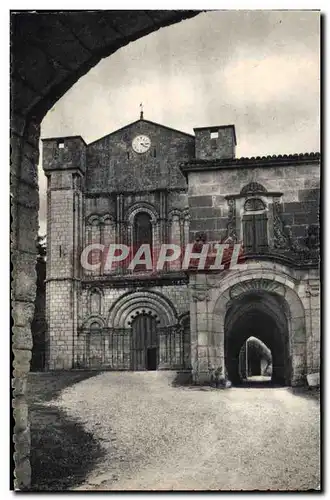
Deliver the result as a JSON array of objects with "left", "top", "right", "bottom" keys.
[{"left": 132, "top": 135, "right": 151, "bottom": 154}]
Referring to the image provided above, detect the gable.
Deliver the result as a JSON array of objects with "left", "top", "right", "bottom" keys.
[{"left": 85, "top": 120, "right": 195, "bottom": 193}]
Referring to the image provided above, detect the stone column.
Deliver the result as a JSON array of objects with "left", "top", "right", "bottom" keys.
[
  {"left": 189, "top": 273, "right": 212, "bottom": 384},
  {"left": 169, "top": 214, "right": 181, "bottom": 271},
  {"left": 306, "top": 277, "right": 320, "bottom": 374}
]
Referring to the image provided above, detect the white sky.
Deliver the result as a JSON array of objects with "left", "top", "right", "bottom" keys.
[{"left": 38, "top": 10, "right": 320, "bottom": 234}]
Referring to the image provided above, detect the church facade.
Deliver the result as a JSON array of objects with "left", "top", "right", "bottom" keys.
[{"left": 42, "top": 115, "right": 320, "bottom": 385}]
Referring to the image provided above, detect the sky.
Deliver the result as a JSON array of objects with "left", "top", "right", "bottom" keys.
[{"left": 38, "top": 10, "right": 320, "bottom": 234}]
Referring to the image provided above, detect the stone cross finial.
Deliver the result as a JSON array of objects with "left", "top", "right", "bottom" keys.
[{"left": 140, "top": 102, "right": 144, "bottom": 120}]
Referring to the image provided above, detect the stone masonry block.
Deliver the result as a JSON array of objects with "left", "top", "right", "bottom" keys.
[
  {"left": 14, "top": 456, "right": 31, "bottom": 490},
  {"left": 189, "top": 195, "right": 214, "bottom": 208},
  {"left": 12, "top": 251, "right": 37, "bottom": 302},
  {"left": 13, "top": 348, "right": 32, "bottom": 376},
  {"left": 13, "top": 397, "right": 29, "bottom": 433},
  {"left": 12, "top": 326, "right": 33, "bottom": 350},
  {"left": 12, "top": 301, "right": 35, "bottom": 328}
]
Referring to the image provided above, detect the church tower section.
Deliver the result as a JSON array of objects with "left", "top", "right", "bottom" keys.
[
  {"left": 85, "top": 118, "right": 195, "bottom": 193},
  {"left": 42, "top": 136, "right": 86, "bottom": 369}
]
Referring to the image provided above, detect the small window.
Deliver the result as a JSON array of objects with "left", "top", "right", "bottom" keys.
[
  {"left": 134, "top": 212, "right": 153, "bottom": 249},
  {"left": 127, "top": 151, "right": 130, "bottom": 159},
  {"left": 133, "top": 212, "right": 153, "bottom": 272},
  {"left": 210, "top": 131, "right": 219, "bottom": 140},
  {"left": 57, "top": 140, "right": 65, "bottom": 149},
  {"left": 153, "top": 147, "right": 157, "bottom": 158}
]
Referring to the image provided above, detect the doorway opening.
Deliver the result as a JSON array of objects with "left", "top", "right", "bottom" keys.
[
  {"left": 131, "top": 313, "right": 159, "bottom": 371},
  {"left": 238, "top": 336, "right": 272, "bottom": 384},
  {"left": 147, "top": 347, "right": 157, "bottom": 371},
  {"left": 225, "top": 291, "right": 291, "bottom": 387}
]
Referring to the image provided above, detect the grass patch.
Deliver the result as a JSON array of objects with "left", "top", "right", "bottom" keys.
[{"left": 27, "top": 371, "right": 105, "bottom": 491}]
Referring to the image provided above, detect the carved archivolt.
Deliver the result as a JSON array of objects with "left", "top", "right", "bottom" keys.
[
  {"left": 168, "top": 208, "right": 190, "bottom": 224},
  {"left": 81, "top": 314, "right": 106, "bottom": 330},
  {"left": 229, "top": 279, "right": 286, "bottom": 299},
  {"left": 127, "top": 309, "right": 160, "bottom": 326},
  {"left": 108, "top": 290, "right": 178, "bottom": 328},
  {"left": 126, "top": 202, "right": 158, "bottom": 226},
  {"left": 183, "top": 208, "right": 190, "bottom": 221},
  {"left": 86, "top": 213, "right": 115, "bottom": 226},
  {"left": 240, "top": 182, "right": 267, "bottom": 195}
]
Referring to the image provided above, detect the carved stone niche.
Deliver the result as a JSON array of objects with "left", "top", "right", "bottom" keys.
[
  {"left": 226, "top": 197, "right": 238, "bottom": 242},
  {"left": 272, "top": 197, "right": 290, "bottom": 250}
]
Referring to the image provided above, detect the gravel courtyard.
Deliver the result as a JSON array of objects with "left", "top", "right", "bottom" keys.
[{"left": 51, "top": 371, "right": 320, "bottom": 491}]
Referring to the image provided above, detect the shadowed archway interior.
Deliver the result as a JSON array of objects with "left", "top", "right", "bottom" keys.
[{"left": 224, "top": 291, "right": 291, "bottom": 386}]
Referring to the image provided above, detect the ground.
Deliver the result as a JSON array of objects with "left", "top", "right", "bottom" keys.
[{"left": 27, "top": 371, "right": 320, "bottom": 491}]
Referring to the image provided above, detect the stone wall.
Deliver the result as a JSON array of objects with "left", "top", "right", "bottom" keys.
[
  {"left": 67, "top": 283, "right": 191, "bottom": 370},
  {"left": 85, "top": 119, "right": 195, "bottom": 192},
  {"left": 187, "top": 158, "right": 320, "bottom": 246},
  {"left": 189, "top": 261, "right": 320, "bottom": 385},
  {"left": 11, "top": 10, "right": 200, "bottom": 490},
  {"left": 11, "top": 120, "right": 40, "bottom": 489}
]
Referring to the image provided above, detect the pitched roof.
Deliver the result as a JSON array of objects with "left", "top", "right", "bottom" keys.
[
  {"left": 180, "top": 152, "right": 321, "bottom": 174},
  {"left": 88, "top": 118, "right": 195, "bottom": 145}
]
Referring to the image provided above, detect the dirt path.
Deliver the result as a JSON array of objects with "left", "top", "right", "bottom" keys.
[{"left": 53, "top": 372, "right": 320, "bottom": 491}]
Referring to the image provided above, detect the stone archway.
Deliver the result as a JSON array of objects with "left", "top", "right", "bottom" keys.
[
  {"left": 212, "top": 271, "right": 307, "bottom": 386},
  {"left": 11, "top": 11, "right": 201, "bottom": 488},
  {"left": 107, "top": 290, "right": 184, "bottom": 370},
  {"left": 224, "top": 291, "right": 291, "bottom": 385},
  {"left": 108, "top": 290, "right": 177, "bottom": 328}
]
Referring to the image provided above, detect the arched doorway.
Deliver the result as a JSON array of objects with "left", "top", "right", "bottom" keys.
[
  {"left": 131, "top": 313, "right": 158, "bottom": 371},
  {"left": 224, "top": 291, "right": 291, "bottom": 386}
]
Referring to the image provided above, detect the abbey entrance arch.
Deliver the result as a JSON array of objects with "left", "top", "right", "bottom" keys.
[
  {"left": 211, "top": 268, "right": 307, "bottom": 386},
  {"left": 224, "top": 290, "right": 291, "bottom": 385},
  {"left": 11, "top": 11, "right": 201, "bottom": 488}
]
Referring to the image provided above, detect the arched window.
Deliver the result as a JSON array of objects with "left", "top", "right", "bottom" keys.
[
  {"left": 133, "top": 212, "right": 152, "bottom": 250},
  {"left": 242, "top": 198, "right": 268, "bottom": 253},
  {"left": 133, "top": 212, "right": 153, "bottom": 249},
  {"left": 132, "top": 212, "right": 153, "bottom": 272},
  {"left": 90, "top": 321, "right": 101, "bottom": 334}
]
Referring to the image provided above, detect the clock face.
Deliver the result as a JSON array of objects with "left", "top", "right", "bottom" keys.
[{"left": 132, "top": 135, "right": 151, "bottom": 154}]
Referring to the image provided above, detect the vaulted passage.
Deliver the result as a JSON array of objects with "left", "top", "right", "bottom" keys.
[{"left": 225, "top": 291, "right": 291, "bottom": 386}]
